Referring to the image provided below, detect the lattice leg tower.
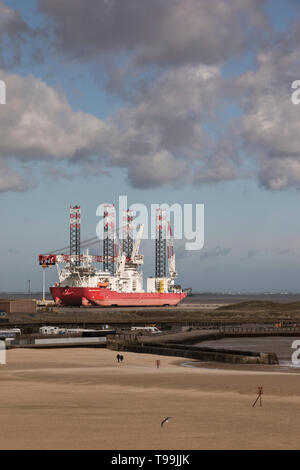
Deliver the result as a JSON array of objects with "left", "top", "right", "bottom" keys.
[
  {"left": 122, "top": 209, "right": 134, "bottom": 259},
  {"left": 155, "top": 208, "right": 167, "bottom": 277},
  {"left": 70, "top": 205, "right": 81, "bottom": 266},
  {"left": 103, "top": 204, "right": 116, "bottom": 274}
]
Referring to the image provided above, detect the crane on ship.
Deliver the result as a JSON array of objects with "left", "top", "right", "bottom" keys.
[
  {"left": 38, "top": 206, "right": 178, "bottom": 293},
  {"left": 167, "top": 221, "right": 177, "bottom": 281},
  {"left": 37, "top": 204, "right": 188, "bottom": 306}
]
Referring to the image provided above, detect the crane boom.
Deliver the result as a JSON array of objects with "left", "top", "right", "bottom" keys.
[
  {"left": 167, "top": 222, "right": 177, "bottom": 279},
  {"left": 131, "top": 224, "right": 144, "bottom": 260}
]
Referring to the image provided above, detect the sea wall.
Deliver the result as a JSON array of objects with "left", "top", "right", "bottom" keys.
[{"left": 109, "top": 341, "right": 278, "bottom": 365}]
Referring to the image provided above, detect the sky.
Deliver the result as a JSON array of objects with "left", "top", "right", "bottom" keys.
[{"left": 1, "top": 0, "right": 300, "bottom": 293}]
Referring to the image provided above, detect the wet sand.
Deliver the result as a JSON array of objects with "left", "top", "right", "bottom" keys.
[{"left": 0, "top": 348, "right": 300, "bottom": 449}]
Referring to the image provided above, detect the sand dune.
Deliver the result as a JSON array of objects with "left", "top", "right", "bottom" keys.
[{"left": 0, "top": 348, "right": 299, "bottom": 449}]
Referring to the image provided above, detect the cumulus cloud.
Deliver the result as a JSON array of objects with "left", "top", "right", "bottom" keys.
[
  {"left": 193, "top": 138, "right": 240, "bottom": 184},
  {"left": 0, "top": 160, "right": 29, "bottom": 192},
  {"left": 0, "top": 1, "right": 26, "bottom": 33},
  {"left": 233, "top": 23, "right": 300, "bottom": 190},
  {"left": 37, "top": 0, "right": 269, "bottom": 66},
  {"left": 3, "top": 0, "right": 299, "bottom": 192},
  {"left": 0, "top": 69, "right": 116, "bottom": 190},
  {"left": 0, "top": 64, "right": 240, "bottom": 190},
  {"left": 114, "top": 64, "right": 239, "bottom": 187},
  {"left": 0, "top": 69, "right": 114, "bottom": 160},
  {"left": 0, "top": 0, "right": 32, "bottom": 65}
]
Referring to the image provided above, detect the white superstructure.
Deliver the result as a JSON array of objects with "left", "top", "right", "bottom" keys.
[{"left": 54, "top": 224, "right": 180, "bottom": 293}]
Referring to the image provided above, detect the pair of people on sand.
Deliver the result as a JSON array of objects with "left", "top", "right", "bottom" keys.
[{"left": 116, "top": 354, "right": 124, "bottom": 363}]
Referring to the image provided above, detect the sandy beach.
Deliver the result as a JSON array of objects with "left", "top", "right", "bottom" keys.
[{"left": 0, "top": 348, "right": 299, "bottom": 450}]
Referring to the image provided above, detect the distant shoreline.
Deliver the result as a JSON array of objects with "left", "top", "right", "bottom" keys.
[{"left": 2, "top": 291, "right": 300, "bottom": 304}]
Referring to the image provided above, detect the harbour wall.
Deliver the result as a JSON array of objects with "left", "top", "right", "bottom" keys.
[
  {"left": 107, "top": 330, "right": 279, "bottom": 365},
  {"left": 120, "top": 343, "right": 278, "bottom": 364}
]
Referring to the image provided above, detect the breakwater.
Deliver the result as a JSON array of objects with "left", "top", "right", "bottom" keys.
[
  {"left": 107, "top": 329, "right": 279, "bottom": 365},
  {"left": 121, "top": 343, "right": 278, "bottom": 364}
]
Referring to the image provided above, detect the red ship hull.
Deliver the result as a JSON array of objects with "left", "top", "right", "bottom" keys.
[{"left": 50, "top": 286, "right": 187, "bottom": 307}]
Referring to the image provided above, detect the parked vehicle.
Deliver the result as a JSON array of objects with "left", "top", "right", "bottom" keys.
[
  {"left": 131, "top": 326, "right": 161, "bottom": 334},
  {"left": 39, "top": 326, "right": 66, "bottom": 335}
]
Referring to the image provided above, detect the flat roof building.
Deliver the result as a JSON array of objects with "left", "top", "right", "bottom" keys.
[{"left": 0, "top": 299, "right": 37, "bottom": 314}]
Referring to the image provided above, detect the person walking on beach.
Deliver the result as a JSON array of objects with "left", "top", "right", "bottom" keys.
[
  {"left": 120, "top": 355, "right": 124, "bottom": 363},
  {"left": 116, "top": 354, "right": 120, "bottom": 363}
]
